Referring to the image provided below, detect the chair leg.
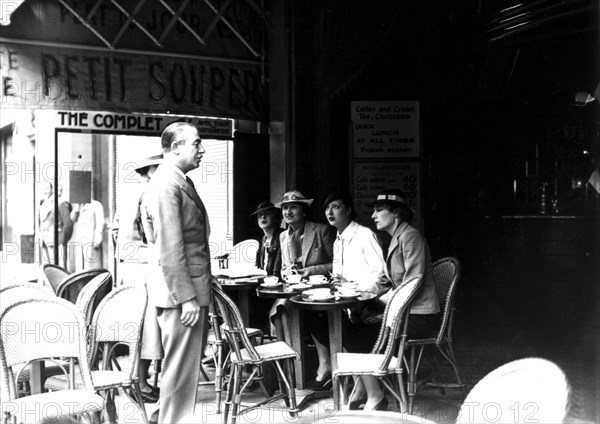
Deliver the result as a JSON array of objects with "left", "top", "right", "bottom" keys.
[
  {"left": 128, "top": 382, "right": 150, "bottom": 424},
  {"left": 394, "top": 371, "right": 408, "bottom": 413},
  {"left": 283, "top": 358, "right": 298, "bottom": 417},
  {"left": 426, "top": 346, "right": 445, "bottom": 395},
  {"left": 214, "top": 343, "right": 225, "bottom": 413},
  {"left": 104, "top": 389, "right": 118, "bottom": 424},
  {"left": 223, "top": 364, "right": 236, "bottom": 424},
  {"left": 438, "top": 342, "right": 467, "bottom": 395},
  {"left": 407, "top": 346, "right": 418, "bottom": 414},
  {"left": 274, "top": 361, "right": 289, "bottom": 407},
  {"left": 230, "top": 364, "right": 244, "bottom": 424}
]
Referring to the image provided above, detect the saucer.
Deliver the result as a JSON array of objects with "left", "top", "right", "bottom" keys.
[
  {"left": 260, "top": 282, "right": 283, "bottom": 288},
  {"left": 338, "top": 292, "right": 360, "bottom": 299}
]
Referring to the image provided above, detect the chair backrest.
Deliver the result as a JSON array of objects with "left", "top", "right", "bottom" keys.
[
  {"left": 371, "top": 276, "right": 423, "bottom": 371},
  {"left": 0, "top": 297, "right": 95, "bottom": 399},
  {"left": 457, "top": 357, "right": 570, "bottom": 424},
  {"left": 210, "top": 282, "right": 261, "bottom": 362},
  {"left": 56, "top": 268, "right": 107, "bottom": 303},
  {"left": 0, "top": 283, "right": 56, "bottom": 315},
  {"left": 40, "top": 263, "right": 70, "bottom": 292},
  {"left": 431, "top": 257, "right": 460, "bottom": 343},
  {"left": 229, "top": 239, "right": 260, "bottom": 266},
  {"left": 75, "top": 271, "right": 113, "bottom": 328},
  {"left": 89, "top": 285, "right": 147, "bottom": 379}
]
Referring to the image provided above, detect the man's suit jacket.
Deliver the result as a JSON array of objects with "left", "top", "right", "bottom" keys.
[
  {"left": 280, "top": 220, "right": 335, "bottom": 276},
  {"left": 142, "top": 164, "right": 212, "bottom": 308}
]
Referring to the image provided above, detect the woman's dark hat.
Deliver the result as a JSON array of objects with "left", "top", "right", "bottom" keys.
[
  {"left": 250, "top": 201, "right": 278, "bottom": 216},
  {"left": 370, "top": 189, "right": 415, "bottom": 214}
]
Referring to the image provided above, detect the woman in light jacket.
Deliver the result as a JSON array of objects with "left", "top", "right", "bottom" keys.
[{"left": 348, "top": 188, "right": 439, "bottom": 411}]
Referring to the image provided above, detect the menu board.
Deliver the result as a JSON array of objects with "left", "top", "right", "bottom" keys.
[
  {"left": 351, "top": 101, "right": 420, "bottom": 159},
  {"left": 353, "top": 161, "right": 421, "bottom": 229}
]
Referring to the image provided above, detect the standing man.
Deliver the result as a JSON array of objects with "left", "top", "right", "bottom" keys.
[
  {"left": 141, "top": 122, "right": 211, "bottom": 423},
  {"left": 39, "top": 182, "right": 73, "bottom": 268}
]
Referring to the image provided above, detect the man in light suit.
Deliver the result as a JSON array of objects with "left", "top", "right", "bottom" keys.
[{"left": 141, "top": 122, "right": 211, "bottom": 424}]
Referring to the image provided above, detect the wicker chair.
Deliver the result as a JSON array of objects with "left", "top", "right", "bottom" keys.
[
  {"left": 199, "top": 301, "right": 265, "bottom": 414},
  {"left": 75, "top": 272, "right": 113, "bottom": 330},
  {"left": 456, "top": 358, "right": 570, "bottom": 424},
  {"left": 56, "top": 268, "right": 107, "bottom": 303},
  {"left": 0, "top": 283, "right": 57, "bottom": 392},
  {"left": 229, "top": 239, "right": 260, "bottom": 267},
  {"left": 211, "top": 282, "right": 298, "bottom": 424},
  {"left": 0, "top": 297, "right": 104, "bottom": 424},
  {"left": 39, "top": 263, "right": 70, "bottom": 292},
  {"left": 45, "top": 285, "right": 149, "bottom": 424},
  {"left": 332, "top": 276, "right": 423, "bottom": 412},
  {"left": 404, "top": 257, "right": 467, "bottom": 413}
]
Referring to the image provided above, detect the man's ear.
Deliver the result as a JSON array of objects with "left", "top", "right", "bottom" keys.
[{"left": 170, "top": 141, "right": 180, "bottom": 154}]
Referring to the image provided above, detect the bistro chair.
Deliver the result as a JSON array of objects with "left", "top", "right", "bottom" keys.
[
  {"left": 456, "top": 357, "right": 570, "bottom": 423},
  {"left": 229, "top": 239, "right": 260, "bottom": 267},
  {"left": 45, "top": 285, "right": 149, "bottom": 424},
  {"left": 0, "top": 283, "right": 57, "bottom": 394},
  {"left": 0, "top": 297, "right": 104, "bottom": 424},
  {"left": 403, "top": 256, "right": 467, "bottom": 414},
  {"left": 200, "top": 297, "right": 265, "bottom": 414},
  {"left": 39, "top": 263, "right": 70, "bottom": 292},
  {"left": 211, "top": 282, "right": 298, "bottom": 424},
  {"left": 56, "top": 268, "right": 107, "bottom": 303},
  {"left": 75, "top": 271, "right": 113, "bottom": 329},
  {"left": 332, "top": 276, "right": 423, "bottom": 413}
]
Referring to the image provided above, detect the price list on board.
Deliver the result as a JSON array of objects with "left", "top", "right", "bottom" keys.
[
  {"left": 350, "top": 100, "right": 423, "bottom": 228},
  {"left": 353, "top": 162, "right": 421, "bottom": 229}
]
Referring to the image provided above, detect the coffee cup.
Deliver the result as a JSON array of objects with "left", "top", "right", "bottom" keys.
[
  {"left": 263, "top": 276, "right": 279, "bottom": 286},
  {"left": 338, "top": 286, "right": 358, "bottom": 297},
  {"left": 286, "top": 274, "right": 303, "bottom": 284},
  {"left": 308, "top": 275, "right": 327, "bottom": 284}
]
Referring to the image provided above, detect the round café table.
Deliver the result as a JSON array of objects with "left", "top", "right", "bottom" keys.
[
  {"left": 289, "top": 291, "right": 376, "bottom": 410},
  {"left": 218, "top": 277, "right": 262, "bottom": 326},
  {"left": 255, "top": 283, "right": 332, "bottom": 410}
]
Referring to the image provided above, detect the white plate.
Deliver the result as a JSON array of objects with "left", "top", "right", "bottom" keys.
[
  {"left": 308, "top": 280, "right": 328, "bottom": 285},
  {"left": 260, "top": 282, "right": 283, "bottom": 288},
  {"left": 338, "top": 293, "right": 360, "bottom": 299},
  {"left": 303, "top": 288, "right": 331, "bottom": 297},
  {"left": 307, "top": 294, "right": 335, "bottom": 302},
  {"left": 291, "top": 283, "right": 311, "bottom": 291}
]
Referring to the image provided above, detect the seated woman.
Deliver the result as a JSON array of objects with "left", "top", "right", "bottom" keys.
[
  {"left": 308, "top": 191, "right": 385, "bottom": 390},
  {"left": 272, "top": 190, "right": 335, "bottom": 383},
  {"left": 347, "top": 188, "right": 440, "bottom": 411},
  {"left": 252, "top": 201, "right": 283, "bottom": 277}
]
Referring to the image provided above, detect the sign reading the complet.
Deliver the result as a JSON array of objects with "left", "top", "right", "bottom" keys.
[
  {"left": 351, "top": 101, "right": 420, "bottom": 159},
  {"left": 53, "top": 111, "right": 233, "bottom": 139},
  {"left": 353, "top": 161, "right": 421, "bottom": 229}
]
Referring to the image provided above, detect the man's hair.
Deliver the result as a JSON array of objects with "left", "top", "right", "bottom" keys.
[{"left": 161, "top": 122, "right": 197, "bottom": 150}]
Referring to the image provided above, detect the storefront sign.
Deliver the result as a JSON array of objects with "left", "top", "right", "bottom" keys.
[
  {"left": 0, "top": 43, "right": 266, "bottom": 121},
  {"left": 353, "top": 161, "right": 421, "bottom": 229},
  {"left": 54, "top": 110, "right": 233, "bottom": 139},
  {"left": 351, "top": 101, "right": 420, "bottom": 159}
]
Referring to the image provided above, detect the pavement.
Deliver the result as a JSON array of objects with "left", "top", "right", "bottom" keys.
[{"left": 110, "top": 323, "right": 598, "bottom": 424}]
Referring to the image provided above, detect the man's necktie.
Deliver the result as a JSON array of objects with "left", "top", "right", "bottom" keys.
[{"left": 186, "top": 176, "right": 196, "bottom": 190}]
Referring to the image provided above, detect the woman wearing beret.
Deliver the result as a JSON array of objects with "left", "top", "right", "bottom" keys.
[{"left": 347, "top": 188, "right": 440, "bottom": 411}]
